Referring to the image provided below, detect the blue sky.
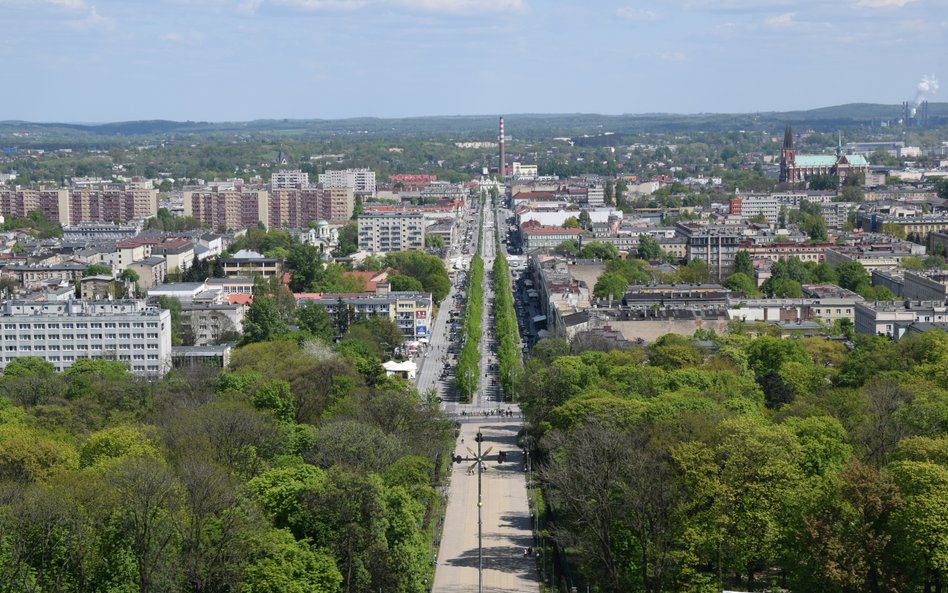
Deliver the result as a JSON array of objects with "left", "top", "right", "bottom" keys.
[{"left": 1, "top": 0, "right": 946, "bottom": 121}]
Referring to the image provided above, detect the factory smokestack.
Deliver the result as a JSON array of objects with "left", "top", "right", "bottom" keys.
[
  {"left": 911, "top": 75, "right": 939, "bottom": 118},
  {"left": 499, "top": 116, "right": 506, "bottom": 177}
]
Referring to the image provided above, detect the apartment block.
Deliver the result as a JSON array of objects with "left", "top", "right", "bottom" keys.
[
  {"left": 0, "top": 185, "right": 158, "bottom": 225},
  {"left": 270, "top": 169, "right": 309, "bottom": 189},
  {"left": 678, "top": 223, "right": 741, "bottom": 281},
  {"left": 0, "top": 299, "right": 172, "bottom": 375},
  {"left": 269, "top": 187, "right": 354, "bottom": 226},
  {"left": 357, "top": 212, "right": 425, "bottom": 253},
  {"left": 318, "top": 168, "right": 376, "bottom": 196},
  {"left": 183, "top": 188, "right": 269, "bottom": 231}
]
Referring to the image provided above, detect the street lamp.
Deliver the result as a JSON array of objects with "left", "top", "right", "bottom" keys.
[{"left": 453, "top": 429, "right": 492, "bottom": 593}]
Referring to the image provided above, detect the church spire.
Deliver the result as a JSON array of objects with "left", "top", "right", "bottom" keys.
[
  {"left": 783, "top": 125, "right": 793, "bottom": 150},
  {"left": 836, "top": 131, "right": 842, "bottom": 158}
]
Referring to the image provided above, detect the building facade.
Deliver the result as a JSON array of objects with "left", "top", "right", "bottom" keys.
[
  {"left": 298, "top": 290, "right": 432, "bottom": 340},
  {"left": 0, "top": 299, "right": 172, "bottom": 375},
  {"left": 780, "top": 126, "right": 870, "bottom": 184},
  {"left": 183, "top": 188, "right": 269, "bottom": 231},
  {"left": 318, "top": 168, "right": 376, "bottom": 196},
  {"left": 357, "top": 212, "right": 425, "bottom": 253},
  {"left": 0, "top": 185, "right": 158, "bottom": 225}
]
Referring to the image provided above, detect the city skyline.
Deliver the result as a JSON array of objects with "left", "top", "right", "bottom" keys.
[{"left": 1, "top": 0, "right": 945, "bottom": 122}]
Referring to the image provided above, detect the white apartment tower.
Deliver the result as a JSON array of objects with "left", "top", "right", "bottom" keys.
[
  {"left": 357, "top": 212, "right": 425, "bottom": 253},
  {"left": 319, "top": 168, "right": 377, "bottom": 197},
  {"left": 270, "top": 169, "right": 310, "bottom": 189}
]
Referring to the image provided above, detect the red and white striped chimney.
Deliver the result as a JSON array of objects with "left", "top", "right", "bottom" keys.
[{"left": 499, "top": 116, "right": 506, "bottom": 177}]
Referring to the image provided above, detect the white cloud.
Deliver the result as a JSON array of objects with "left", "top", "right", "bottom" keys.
[
  {"left": 236, "top": 0, "right": 263, "bottom": 14},
  {"left": 66, "top": 5, "right": 114, "bottom": 30},
  {"left": 271, "top": 0, "right": 365, "bottom": 9},
  {"left": 764, "top": 11, "right": 796, "bottom": 28},
  {"left": 160, "top": 31, "right": 206, "bottom": 44},
  {"left": 266, "top": 0, "right": 523, "bottom": 13},
  {"left": 395, "top": 0, "right": 523, "bottom": 12},
  {"left": 856, "top": 0, "right": 917, "bottom": 7},
  {"left": 616, "top": 6, "right": 658, "bottom": 21},
  {"left": 46, "top": 0, "right": 87, "bottom": 8},
  {"left": 659, "top": 51, "right": 688, "bottom": 61}
]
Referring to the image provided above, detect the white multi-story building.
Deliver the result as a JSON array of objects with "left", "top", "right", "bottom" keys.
[
  {"left": 270, "top": 169, "right": 309, "bottom": 189},
  {"left": 357, "top": 212, "right": 425, "bottom": 253},
  {"left": 586, "top": 185, "right": 605, "bottom": 206},
  {"left": 0, "top": 299, "right": 172, "bottom": 375},
  {"left": 319, "top": 168, "right": 376, "bottom": 196}
]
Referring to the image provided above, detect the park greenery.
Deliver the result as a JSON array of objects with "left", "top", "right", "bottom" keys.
[
  {"left": 0, "top": 327, "right": 454, "bottom": 592},
  {"left": 492, "top": 201, "right": 522, "bottom": 401},
  {"left": 524, "top": 327, "right": 948, "bottom": 593},
  {"left": 1, "top": 209, "right": 62, "bottom": 239},
  {"left": 454, "top": 204, "right": 484, "bottom": 403}
]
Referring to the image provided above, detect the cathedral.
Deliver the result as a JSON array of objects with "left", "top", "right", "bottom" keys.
[{"left": 779, "top": 125, "right": 869, "bottom": 184}]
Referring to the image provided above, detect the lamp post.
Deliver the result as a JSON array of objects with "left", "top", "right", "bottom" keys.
[{"left": 452, "top": 429, "right": 491, "bottom": 593}]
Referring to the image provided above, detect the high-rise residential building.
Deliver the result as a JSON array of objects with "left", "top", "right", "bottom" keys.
[
  {"left": 679, "top": 224, "right": 741, "bottom": 281},
  {"left": 0, "top": 184, "right": 158, "bottom": 224},
  {"left": 269, "top": 187, "right": 354, "bottom": 227},
  {"left": 270, "top": 169, "right": 309, "bottom": 189},
  {"left": 184, "top": 187, "right": 354, "bottom": 230},
  {"left": 357, "top": 212, "right": 425, "bottom": 253},
  {"left": 318, "top": 168, "right": 376, "bottom": 196},
  {"left": 324, "top": 187, "right": 355, "bottom": 223},
  {"left": 0, "top": 299, "right": 172, "bottom": 375},
  {"left": 183, "top": 188, "right": 269, "bottom": 230}
]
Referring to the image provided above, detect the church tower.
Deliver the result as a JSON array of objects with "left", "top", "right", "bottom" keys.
[{"left": 779, "top": 125, "right": 795, "bottom": 183}]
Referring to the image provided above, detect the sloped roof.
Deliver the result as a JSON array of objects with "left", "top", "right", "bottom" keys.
[{"left": 795, "top": 155, "right": 837, "bottom": 167}]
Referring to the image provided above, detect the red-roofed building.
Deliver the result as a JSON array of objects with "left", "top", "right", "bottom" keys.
[
  {"left": 343, "top": 270, "right": 389, "bottom": 292},
  {"left": 227, "top": 293, "right": 254, "bottom": 305}
]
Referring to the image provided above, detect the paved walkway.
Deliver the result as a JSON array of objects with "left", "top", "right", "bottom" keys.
[
  {"left": 434, "top": 198, "right": 539, "bottom": 593},
  {"left": 434, "top": 417, "right": 539, "bottom": 593}
]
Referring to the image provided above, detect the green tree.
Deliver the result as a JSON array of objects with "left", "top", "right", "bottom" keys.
[
  {"left": 836, "top": 260, "right": 870, "bottom": 293},
  {"left": 332, "top": 223, "right": 359, "bottom": 257},
  {"left": 579, "top": 241, "right": 619, "bottom": 260},
  {"left": 296, "top": 302, "right": 335, "bottom": 343},
  {"left": 242, "top": 295, "right": 288, "bottom": 345},
  {"left": 424, "top": 233, "right": 444, "bottom": 249},
  {"left": 723, "top": 272, "right": 758, "bottom": 296},
  {"left": 562, "top": 216, "right": 581, "bottom": 229},
  {"left": 934, "top": 178, "right": 948, "bottom": 201},
  {"left": 388, "top": 274, "right": 423, "bottom": 292},
  {"left": 241, "top": 529, "right": 342, "bottom": 593},
  {"left": 82, "top": 264, "right": 112, "bottom": 277},
  {"left": 676, "top": 259, "right": 711, "bottom": 284},
  {"left": 733, "top": 250, "right": 754, "bottom": 277},
  {"left": 637, "top": 234, "right": 662, "bottom": 260},
  {"left": 578, "top": 209, "right": 592, "bottom": 230},
  {"left": 555, "top": 240, "right": 580, "bottom": 256},
  {"left": 593, "top": 272, "right": 629, "bottom": 300}
]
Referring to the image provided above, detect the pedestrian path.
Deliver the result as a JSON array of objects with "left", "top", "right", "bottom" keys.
[{"left": 433, "top": 416, "right": 539, "bottom": 593}]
